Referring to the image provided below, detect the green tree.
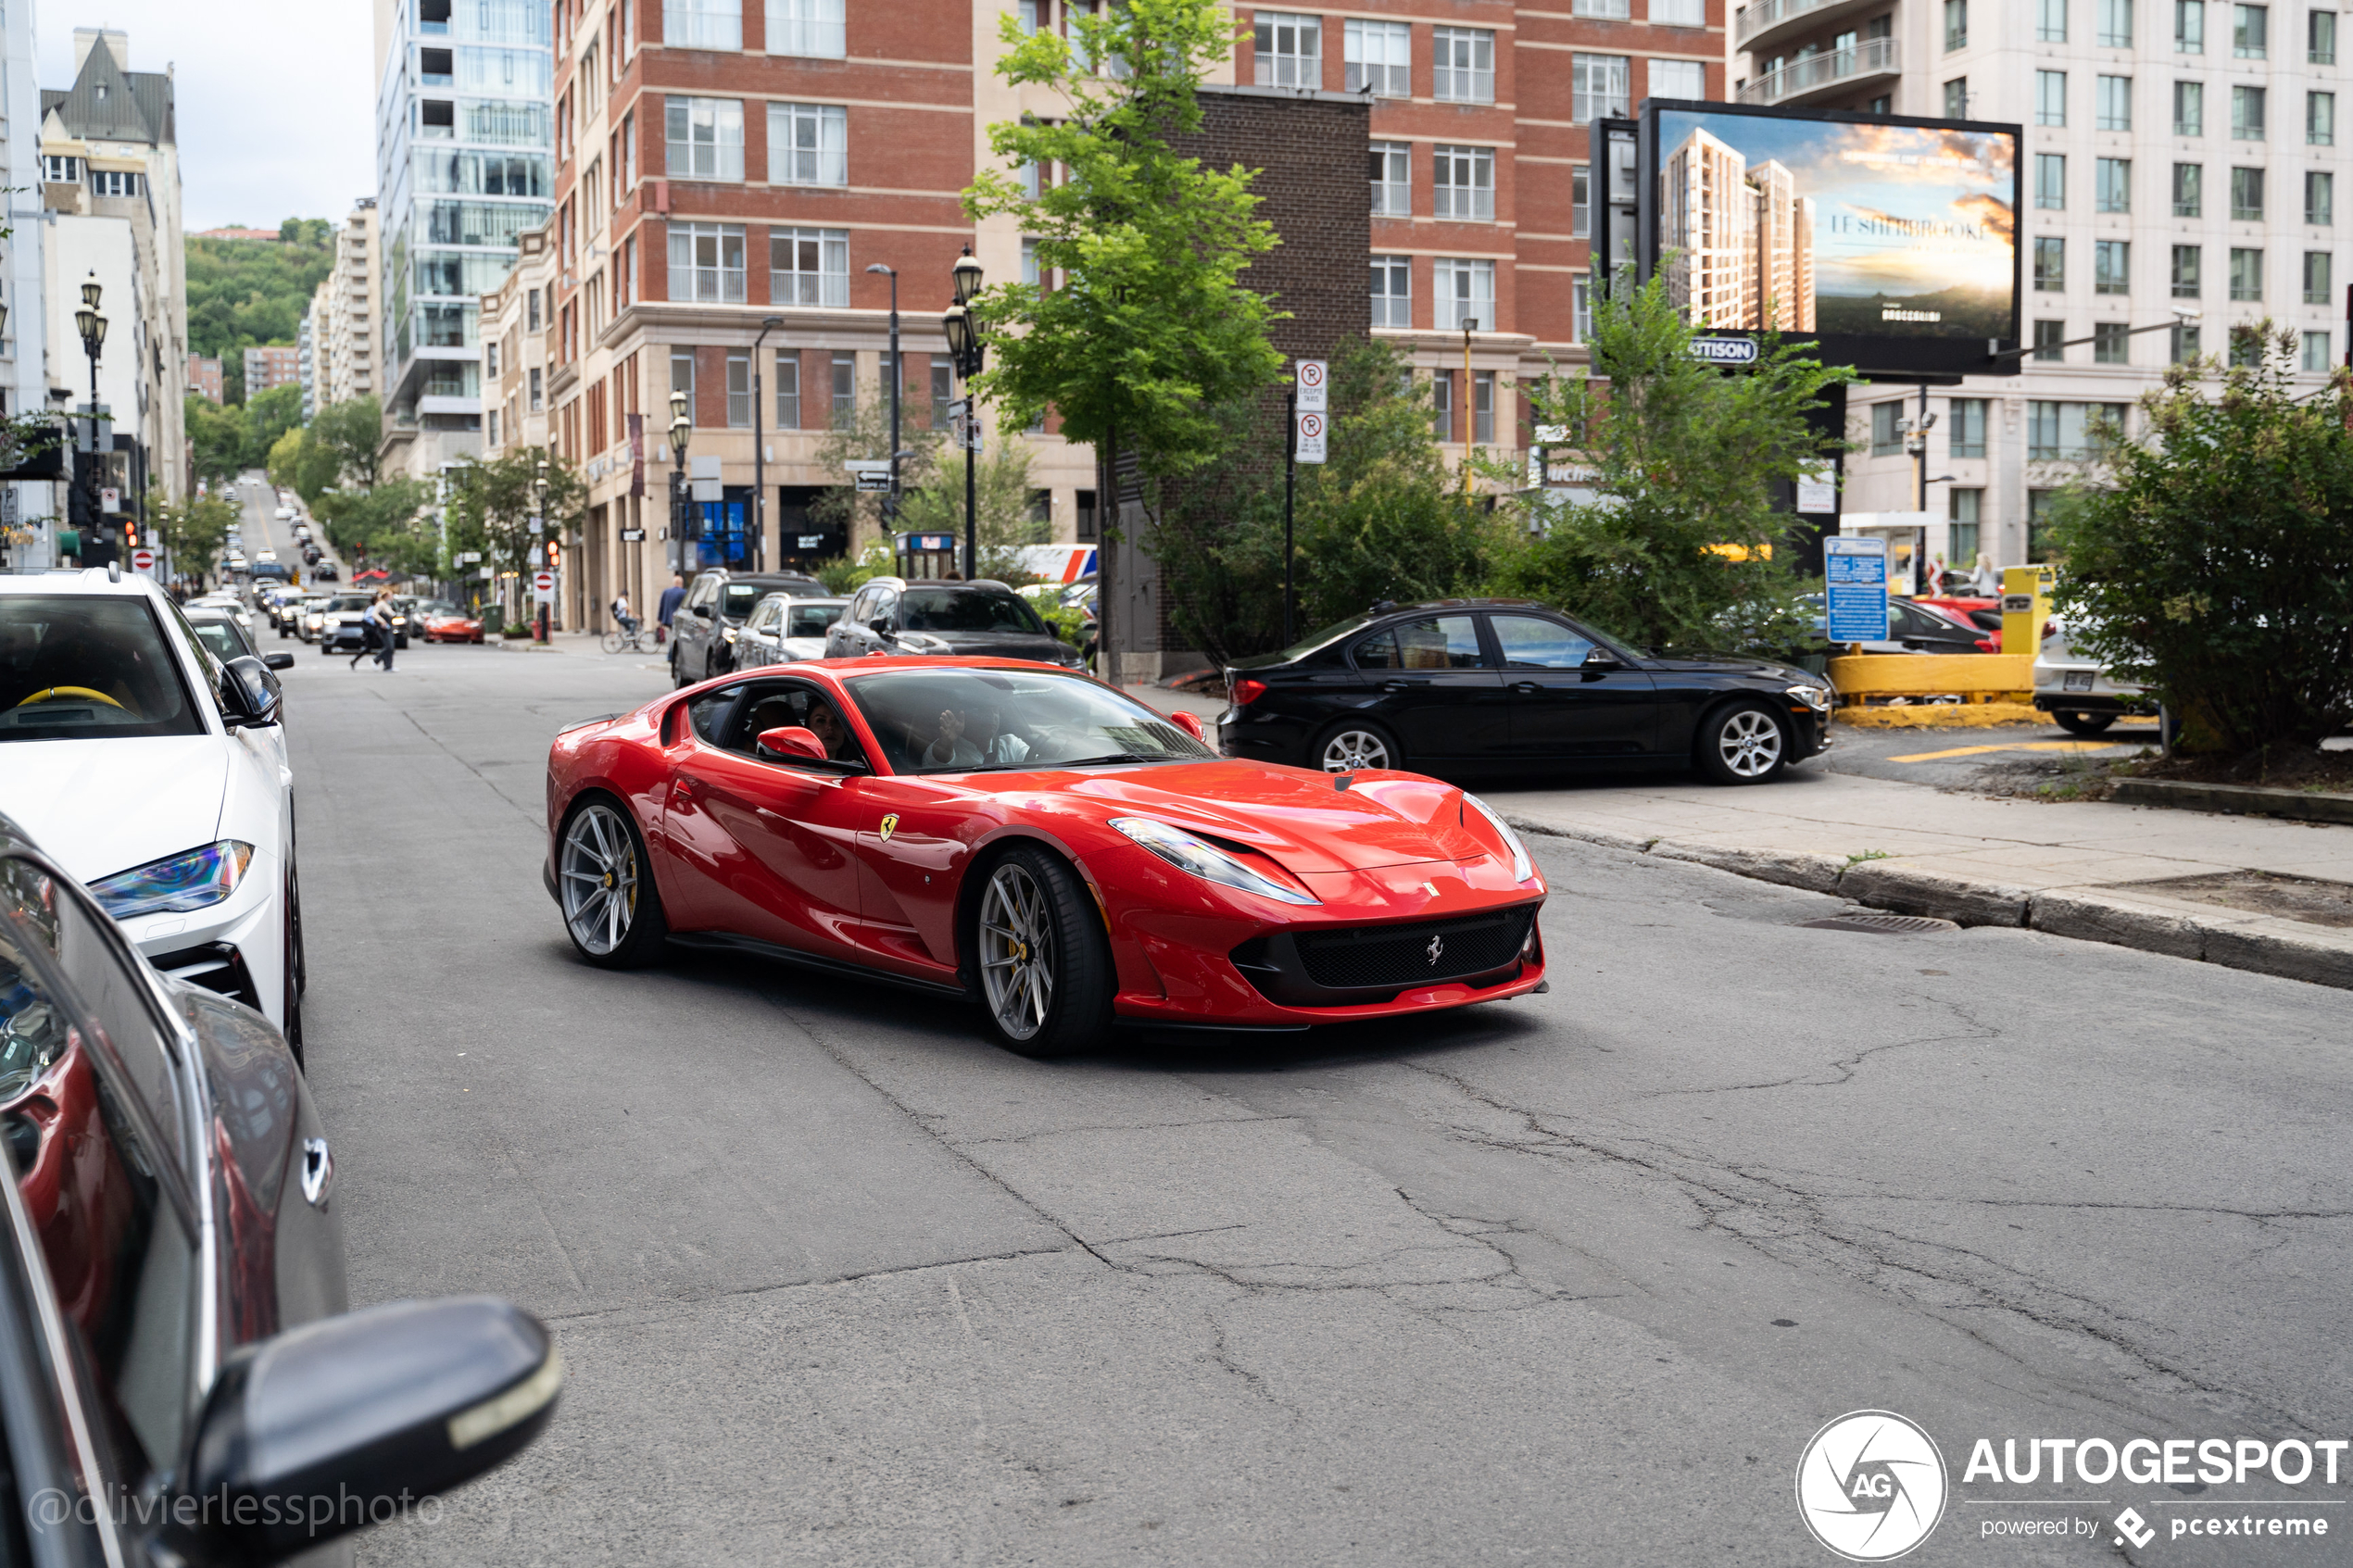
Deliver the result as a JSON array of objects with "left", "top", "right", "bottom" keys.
[
  {"left": 1489, "top": 273, "right": 1852, "bottom": 653},
  {"left": 147, "top": 489, "right": 239, "bottom": 583},
  {"left": 313, "top": 478, "right": 437, "bottom": 576},
  {"left": 893, "top": 441, "right": 1046, "bottom": 579},
  {"left": 268, "top": 395, "right": 384, "bottom": 504},
  {"left": 2051, "top": 324, "right": 2353, "bottom": 755},
  {"left": 185, "top": 222, "right": 333, "bottom": 402},
  {"left": 185, "top": 395, "right": 250, "bottom": 489},
  {"left": 808, "top": 395, "right": 943, "bottom": 544},
  {"left": 440, "top": 446, "right": 588, "bottom": 577},
  {"left": 240, "top": 383, "right": 305, "bottom": 470}
]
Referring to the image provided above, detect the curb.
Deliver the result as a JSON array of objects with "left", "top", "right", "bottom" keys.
[
  {"left": 1507, "top": 815, "right": 2353, "bottom": 992},
  {"left": 2110, "top": 777, "right": 2353, "bottom": 826}
]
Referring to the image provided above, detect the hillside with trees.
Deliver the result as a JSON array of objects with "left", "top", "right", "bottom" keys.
[{"left": 187, "top": 218, "right": 333, "bottom": 402}]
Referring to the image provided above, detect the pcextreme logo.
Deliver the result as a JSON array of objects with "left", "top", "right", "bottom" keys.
[{"left": 1796, "top": 1411, "right": 1950, "bottom": 1562}]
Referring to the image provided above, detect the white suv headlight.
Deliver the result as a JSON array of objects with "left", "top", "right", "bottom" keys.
[{"left": 90, "top": 841, "right": 256, "bottom": 920}]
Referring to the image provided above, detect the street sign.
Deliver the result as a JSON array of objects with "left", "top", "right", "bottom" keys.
[
  {"left": 1796, "top": 466, "right": 1837, "bottom": 512},
  {"left": 458, "top": 550, "right": 482, "bottom": 563},
  {"left": 532, "top": 570, "right": 555, "bottom": 603},
  {"left": 479, "top": 565, "right": 495, "bottom": 580},
  {"left": 99, "top": 487, "right": 120, "bottom": 513},
  {"left": 620, "top": 528, "right": 646, "bottom": 542},
  {"left": 854, "top": 471, "right": 893, "bottom": 493},
  {"left": 1295, "top": 358, "right": 1327, "bottom": 412},
  {"left": 1294, "top": 408, "right": 1327, "bottom": 465},
  {"left": 1824, "top": 535, "right": 1890, "bottom": 643},
  {"left": 797, "top": 534, "right": 824, "bottom": 549},
  {"left": 130, "top": 547, "right": 155, "bottom": 574},
  {"left": 1690, "top": 336, "right": 1760, "bottom": 366}
]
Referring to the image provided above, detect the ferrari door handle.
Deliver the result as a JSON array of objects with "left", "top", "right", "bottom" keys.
[
  {"left": 669, "top": 778, "right": 700, "bottom": 809},
  {"left": 1511, "top": 682, "right": 1544, "bottom": 694}
]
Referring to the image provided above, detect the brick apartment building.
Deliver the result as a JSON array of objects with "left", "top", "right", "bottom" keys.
[
  {"left": 243, "top": 344, "right": 300, "bottom": 396},
  {"left": 187, "top": 355, "right": 222, "bottom": 403},
  {"left": 526, "top": 0, "right": 1721, "bottom": 656}
]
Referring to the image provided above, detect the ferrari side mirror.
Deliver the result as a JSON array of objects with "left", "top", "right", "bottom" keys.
[
  {"left": 1169, "top": 710, "right": 1206, "bottom": 742},
  {"left": 757, "top": 726, "right": 827, "bottom": 760}
]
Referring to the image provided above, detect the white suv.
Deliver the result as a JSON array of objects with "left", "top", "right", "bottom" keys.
[{"left": 0, "top": 568, "right": 307, "bottom": 1059}]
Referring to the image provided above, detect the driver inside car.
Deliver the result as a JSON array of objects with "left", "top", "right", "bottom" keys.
[
  {"left": 803, "top": 701, "right": 859, "bottom": 762},
  {"left": 924, "top": 705, "right": 1030, "bottom": 770}
]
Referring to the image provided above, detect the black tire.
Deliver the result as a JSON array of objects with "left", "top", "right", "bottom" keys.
[
  {"left": 281, "top": 875, "right": 305, "bottom": 1072},
  {"left": 969, "top": 845, "right": 1115, "bottom": 1059},
  {"left": 2054, "top": 709, "right": 2115, "bottom": 735},
  {"left": 557, "top": 797, "right": 669, "bottom": 969},
  {"left": 1694, "top": 700, "right": 1791, "bottom": 784},
  {"left": 669, "top": 646, "right": 689, "bottom": 688},
  {"left": 1310, "top": 718, "right": 1402, "bottom": 773}
]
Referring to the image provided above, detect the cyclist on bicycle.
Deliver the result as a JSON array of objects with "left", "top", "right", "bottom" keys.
[{"left": 611, "top": 593, "right": 639, "bottom": 639}]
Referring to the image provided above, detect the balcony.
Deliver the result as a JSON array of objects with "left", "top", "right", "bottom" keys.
[
  {"left": 1734, "top": 0, "right": 1890, "bottom": 56},
  {"left": 1737, "top": 36, "right": 1901, "bottom": 108}
]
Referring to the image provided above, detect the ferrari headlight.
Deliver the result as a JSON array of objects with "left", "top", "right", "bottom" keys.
[
  {"left": 1109, "top": 817, "right": 1318, "bottom": 906},
  {"left": 1786, "top": 684, "right": 1831, "bottom": 711},
  {"left": 1459, "top": 793, "right": 1534, "bottom": 884},
  {"left": 90, "top": 841, "right": 257, "bottom": 920}
]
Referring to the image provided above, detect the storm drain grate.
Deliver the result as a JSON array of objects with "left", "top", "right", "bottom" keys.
[{"left": 1797, "top": 913, "right": 1961, "bottom": 935}]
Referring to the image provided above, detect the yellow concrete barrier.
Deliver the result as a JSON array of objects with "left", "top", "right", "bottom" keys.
[{"left": 1826, "top": 652, "right": 2036, "bottom": 701}]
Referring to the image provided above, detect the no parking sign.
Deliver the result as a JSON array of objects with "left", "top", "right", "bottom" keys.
[{"left": 1295, "top": 409, "right": 1327, "bottom": 465}]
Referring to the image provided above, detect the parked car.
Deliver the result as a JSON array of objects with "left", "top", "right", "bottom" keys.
[
  {"left": 735, "top": 593, "right": 849, "bottom": 667},
  {"left": 423, "top": 604, "right": 485, "bottom": 644},
  {"left": 1802, "top": 594, "right": 1992, "bottom": 655},
  {"left": 310, "top": 562, "right": 339, "bottom": 583},
  {"left": 668, "top": 570, "right": 831, "bottom": 686},
  {"left": 824, "top": 577, "right": 1085, "bottom": 668},
  {"left": 184, "top": 604, "right": 296, "bottom": 675},
  {"left": 1220, "top": 598, "right": 1834, "bottom": 785},
  {"left": 2033, "top": 619, "right": 2158, "bottom": 734},
  {"left": 249, "top": 560, "right": 291, "bottom": 583},
  {"left": 0, "top": 568, "right": 307, "bottom": 1054},
  {"left": 0, "top": 816, "right": 561, "bottom": 1567}
]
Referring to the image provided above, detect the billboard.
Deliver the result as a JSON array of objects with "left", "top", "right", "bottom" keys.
[{"left": 1634, "top": 101, "right": 2021, "bottom": 378}]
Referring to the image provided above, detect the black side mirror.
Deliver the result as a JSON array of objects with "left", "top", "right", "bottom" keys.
[
  {"left": 165, "top": 1297, "right": 560, "bottom": 1566},
  {"left": 692, "top": 604, "right": 712, "bottom": 620},
  {"left": 869, "top": 616, "right": 893, "bottom": 638},
  {"left": 1581, "top": 646, "right": 1621, "bottom": 670},
  {"left": 220, "top": 656, "right": 283, "bottom": 728},
  {"left": 263, "top": 651, "right": 295, "bottom": 671}
]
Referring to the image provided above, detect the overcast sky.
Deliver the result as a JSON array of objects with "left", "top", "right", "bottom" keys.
[{"left": 38, "top": 0, "right": 376, "bottom": 231}]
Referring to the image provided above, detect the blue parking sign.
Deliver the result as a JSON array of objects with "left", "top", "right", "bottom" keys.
[{"left": 1824, "top": 535, "right": 1889, "bottom": 645}]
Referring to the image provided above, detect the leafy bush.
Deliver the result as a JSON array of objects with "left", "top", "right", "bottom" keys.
[{"left": 2050, "top": 325, "right": 2353, "bottom": 754}]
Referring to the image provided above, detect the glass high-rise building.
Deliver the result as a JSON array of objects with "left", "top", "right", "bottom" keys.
[{"left": 373, "top": 0, "right": 552, "bottom": 477}]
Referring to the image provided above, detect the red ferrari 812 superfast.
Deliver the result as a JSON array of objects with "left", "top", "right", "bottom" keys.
[{"left": 542, "top": 658, "right": 1547, "bottom": 1056}]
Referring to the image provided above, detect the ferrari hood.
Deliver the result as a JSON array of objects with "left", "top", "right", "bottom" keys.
[
  {"left": 1047, "top": 761, "right": 1487, "bottom": 873},
  {"left": 0, "top": 736, "right": 229, "bottom": 884}
]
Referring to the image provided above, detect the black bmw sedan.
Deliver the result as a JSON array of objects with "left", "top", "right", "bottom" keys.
[{"left": 1218, "top": 599, "right": 1833, "bottom": 784}]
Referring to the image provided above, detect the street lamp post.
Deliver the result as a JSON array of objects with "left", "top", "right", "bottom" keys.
[
  {"left": 864, "top": 265, "right": 901, "bottom": 538},
  {"left": 943, "top": 248, "right": 985, "bottom": 582},
  {"left": 752, "top": 316, "right": 783, "bottom": 572},
  {"left": 533, "top": 458, "right": 550, "bottom": 642},
  {"left": 668, "top": 386, "right": 692, "bottom": 592},
  {"left": 72, "top": 275, "right": 107, "bottom": 561}
]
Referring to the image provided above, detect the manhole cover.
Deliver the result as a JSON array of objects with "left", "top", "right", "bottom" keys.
[{"left": 1797, "top": 913, "right": 1960, "bottom": 935}]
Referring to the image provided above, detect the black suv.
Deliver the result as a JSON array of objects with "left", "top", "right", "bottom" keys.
[
  {"left": 1219, "top": 598, "right": 1833, "bottom": 785},
  {"left": 670, "top": 570, "right": 829, "bottom": 686},
  {"left": 824, "top": 577, "right": 1083, "bottom": 667}
]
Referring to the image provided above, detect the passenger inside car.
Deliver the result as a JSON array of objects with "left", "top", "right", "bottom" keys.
[{"left": 736, "top": 686, "right": 863, "bottom": 764}]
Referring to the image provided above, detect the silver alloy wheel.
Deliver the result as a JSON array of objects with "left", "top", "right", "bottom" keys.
[
  {"left": 978, "top": 861, "right": 1055, "bottom": 1043},
  {"left": 560, "top": 804, "right": 640, "bottom": 956},
  {"left": 1319, "top": 728, "right": 1392, "bottom": 771},
  {"left": 1716, "top": 708, "right": 1784, "bottom": 778}
]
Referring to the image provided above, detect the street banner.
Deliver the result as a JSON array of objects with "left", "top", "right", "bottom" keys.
[
  {"left": 1295, "top": 409, "right": 1327, "bottom": 464},
  {"left": 628, "top": 413, "right": 645, "bottom": 498},
  {"left": 1295, "top": 359, "right": 1327, "bottom": 412},
  {"left": 1824, "top": 534, "right": 1889, "bottom": 643}
]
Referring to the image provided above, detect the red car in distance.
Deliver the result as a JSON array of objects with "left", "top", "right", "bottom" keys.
[
  {"left": 422, "top": 607, "right": 485, "bottom": 643},
  {"left": 542, "top": 659, "right": 1548, "bottom": 1057}
]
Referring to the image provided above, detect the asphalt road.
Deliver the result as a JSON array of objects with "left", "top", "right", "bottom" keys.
[{"left": 271, "top": 643, "right": 2353, "bottom": 1567}]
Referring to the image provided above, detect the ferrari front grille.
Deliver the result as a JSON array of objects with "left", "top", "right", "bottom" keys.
[{"left": 1292, "top": 907, "right": 1536, "bottom": 990}]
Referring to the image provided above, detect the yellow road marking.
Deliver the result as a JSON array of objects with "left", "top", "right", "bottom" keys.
[{"left": 1887, "top": 740, "right": 2132, "bottom": 763}]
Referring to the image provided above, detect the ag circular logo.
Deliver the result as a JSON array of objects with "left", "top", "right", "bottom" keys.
[{"left": 1795, "top": 1411, "right": 1947, "bottom": 1562}]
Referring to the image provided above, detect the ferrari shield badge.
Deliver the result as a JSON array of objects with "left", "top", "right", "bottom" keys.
[{"left": 879, "top": 813, "right": 899, "bottom": 843}]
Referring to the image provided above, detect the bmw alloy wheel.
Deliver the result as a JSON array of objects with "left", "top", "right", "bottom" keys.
[
  {"left": 560, "top": 804, "right": 641, "bottom": 956},
  {"left": 978, "top": 860, "right": 1055, "bottom": 1044},
  {"left": 1319, "top": 727, "right": 1392, "bottom": 771},
  {"left": 1715, "top": 708, "right": 1784, "bottom": 779}
]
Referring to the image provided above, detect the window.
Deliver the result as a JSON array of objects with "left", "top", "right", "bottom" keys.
[
  {"left": 2304, "top": 250, "right": 2332, "bottom": 303},
  {"left": 1343, "top": 19, "right": 1411, "bottom": 94},
  {"left": 2302, "top": 330, "right": 2332, "bottom": 370},
  {"left": 1370, "top": 142, "right": 1410, "bottom": 216},
  {"left": 2173, "top": 160, "right": 2204, "bottom": 214},
  {"left": 1944, "top": 78, "right": 1969, "bottom": 118},
  {"left": 1652, "top": 0, "right": 1706, "bottom": 23},
  {"left": 664, "top": 0, "right": 738, "bottom": 47},
  {"left": 767, "top": 0, "right": 845, "bottom": 57},
  {"left": 2308, "top": 169, "right": 2334, "bottom": 223},
  {"left": 666, "top": 96, "right": 744, "bottom": 181},
  {"left": 90, "top": 169, "right": 140, "bottom": 197},
  {"left": 1473, "top": 370, "right": 1495, "bottom": 445},
  {"left": 2037, "top": 70, "right": 2068, "bottom": 125},
  {"left": 2233, "top": 1, "right": 2267, "bottom": 51},
  {"left": 768, "top": 228, "right": 848, "bottom": 307},
  {"left": 2095, "top": 157, "right": 2132, "bottom": 211},
  {"left": 2027, "top": 401, "right": 2131, "bottom": 458},
  {"left": 1870, "top": 402, "right": 1904, "bottom": 457},
  {"left": 2034, "top": 236, "right": 2067, "bottom": 290},
  {"left": 2040, "top": 0, "right": 2069, "bottom": 38},
  {"left": 40, "top": 154, "right": 80, "bottom": 182},
  {"left": 2231, "top": 165, "right": 2264, "bottom": 219},
  {"left": 1652, "top": 59, "right": 1705, "bottom": 100},
  {"left": 1491, "top": 616, "right": 1597, "bottom": 670},
  {"left": 2026, "top": 492, "right": 2061, "bottom": 558},
  {"left": 775, "top": 351, "right": 799, "bottom": 426},
  {"left": 2173, "top": 80, "right": 2204, "bottom": 134},
  {"left": 2230, "top": 246, "right": 2263, "bottom": 298},
  {"left": 1438, "top": 30, "right": 1498, "bottom": 103},
  {"left": 1433, "top": 258, "right": 1495, "bottom": 331},
  {"left": 2034, "top": 318, "right": 2068, "bottom": 359},
  {"left": 1573, "top": 277, "right": 1594, "bottom": 343},
  {"left": 929, "top": 361, "right": 950, "bottom": 427},
  {"left": 1353, "top": 617, "right": 1491, "bottom": 671},
  {"left": 726, "top": 350, "right": 751, "bottom": 427},
  {"left": 1576, "top": 0, "right": 1630, "bottom": 15},
  {"left": 1433, "top": 145, "right": 1495, "bottom": 220},
  {"left": 2313, "top": 8, "right": 2338, "bottom": 60},
  {"left": 2095, "top": 239, "right": 2131, "bottom": 293},
  {"left": 1944, "top": 399, "right": 1986, "bottom": 458},
  {"left": 2176, "top": 0, "right": 2206, "bottom": 45},
  {"left": 2172, "top": 243, "right": 2203, "bottom": 295},
  {"left": 668, "top": 222, "right": 745, "bottom": 302},
  {"left": 767, "top": 102, "right": 847, "bottom": 186},
  {"left": 1572, "top": 54, "right": 1629, "bottom": 120},
  {"left": 1572, "top": 165, "right": 1592, "bottom": 237},
  {"left": 2097, "top": 75, "right": 2133, "bottom": 130},
  {"left": 1019, "top": 236, "right": 1041, "bottom": 288},
  {"left": 2233, "top": 84, "right": 2265, "bottom": 138},
  {"left": 1371, "top": 256, "right": 1411, "bottom": 328},
  {"left": 1252, "top": 12, "right": 1321, "bottom": 88},
  {"left": 669, "top": 349, "right": 693, "bottom": 412},
  {"left": 529, "top": 365, "right": 544, "bottom": 409},
  {"left": 2037, "top": 153, "right": 2069, "bottom": 208},
  {"left": 2230, "top": 330, "right": 2263, "bottom": 366},
  {"left": 1948, "top": 489, "right": 1982, "bottom": 566},
  {"left": 2171, "top": 321, "right": 2202, "bottom": 359},
  {"left": 1946, "top": 0, "right": 1969, "bottom": 48},
  {"left": 2099, "top": 0, "right": 2133, "bottom": 44},
  {"left": 830, "top": 352, "right": 855, "bottom": 424},
  {"left": 2094, "top": 321, "right": 2131, "bottom": 362},
  {"left": 2309, "top": 92, "right": 2335, "bottom": 144}
]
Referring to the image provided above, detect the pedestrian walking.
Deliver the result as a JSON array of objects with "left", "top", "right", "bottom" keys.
[
  {"left": 656, "top": 571, "right": 686, "bottom": 646},
  {"left": 347, "top": 597, "right": 382, "bottom": 670},
  {"left": 369, "top": 589, "right": 397, "bottom": 671}
]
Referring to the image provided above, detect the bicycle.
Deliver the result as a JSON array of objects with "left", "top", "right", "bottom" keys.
[{"left": 599, "top": 620, "right": 652, "bottom": 655}]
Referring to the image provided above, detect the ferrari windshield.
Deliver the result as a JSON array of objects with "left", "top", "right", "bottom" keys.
[
  {"left": 900, "top": 588, "right": 1047, "bottom": 635},
  {"left": 0, "top": 596, "right": 205, "bottom": 742},
  {"left": 849, "top": 668, "right": 1214, "bottom": 773}
]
